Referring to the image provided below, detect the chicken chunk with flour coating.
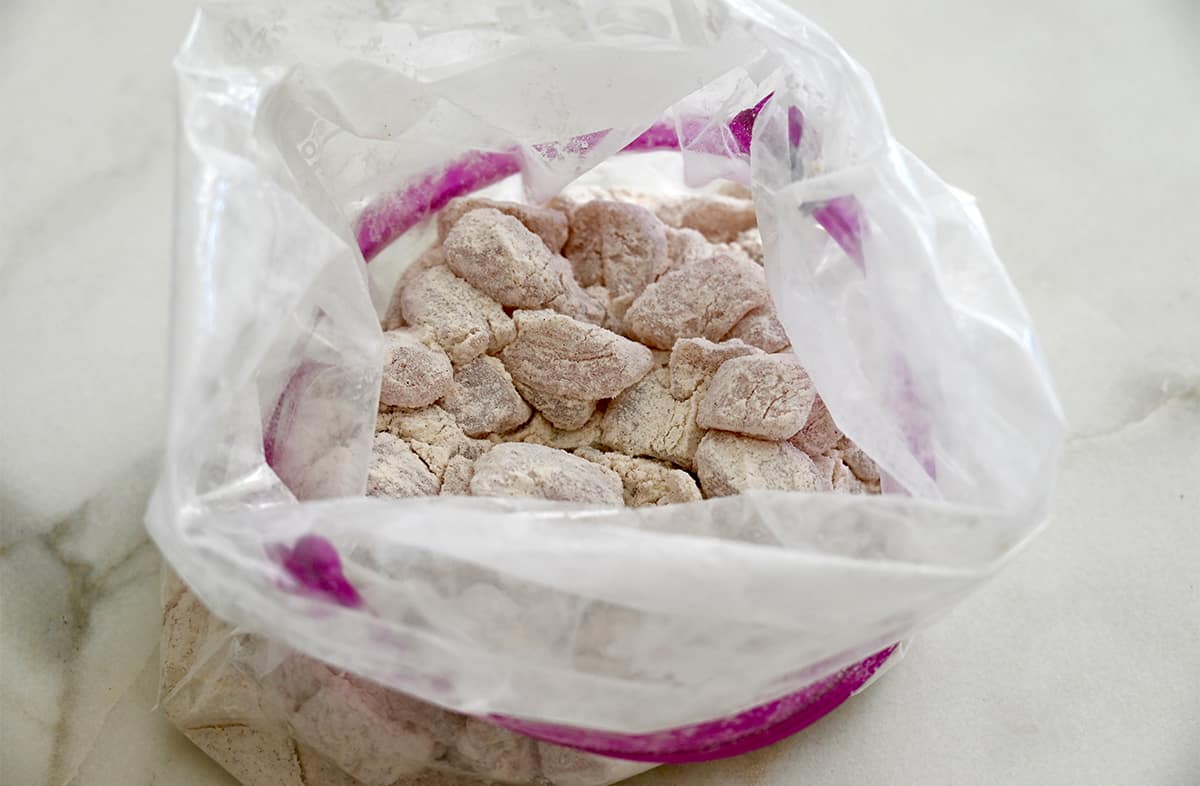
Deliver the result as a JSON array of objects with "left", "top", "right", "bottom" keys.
[
  {"left": 398, "top": 265, "right": 515, "bottom": 365},
  {"left": 438, "top": 355, "right": 531, "bottom": 437},
  {"left": 654, "top": 194, "right": 757, "bottom": 242},
  {"left": 624, "top": 253, "right": 769, "bottom": 349},
  {"left": 696, "top": 354, "right": 816, "bottom": 440},
  {"left": 667, "top": 336, "right": 763, "bottom": 400},
  {"left": 500, "top": 310, "right": 653, "bottom": 400},
  {"left": 563, "top": 200, "right": 669, "bottom": 295},
  {"left": 694, "top": 431, "right": 820, "bottom": 498},
  {"left": 443, "top": 208, "right": 567, "bottom": 308},
  {"left": 512, "top": 378, "right": 596, "bottom": 431},
  {"left": 724, "top": 305, "right": 790, "bottom": 353},
  {"left": 575, "top": 448, "right": 701, "bottom": 507},
  {"left": 379, "top": 328, "right": 453, "bottom": 409},
  {"left": 469, "top": 443, "right": 623, "bottom": 505},
  {"left": 499, "top": 412, "right": 606, "bottom": 452},
  {"left": 376, "top": 405, "right": 489, "bottom": 479},
  {"left": 367, "top": 432, "right": 440, "bottom": 498},
  {"left": 790, "top": 395, "right": 845, "bottom": 457},
  {"left": 600, "top": 368, "right": 705, "bottom": 469},
  {"left": 438, "top": 196, "right": 569, "bottom": 252}
]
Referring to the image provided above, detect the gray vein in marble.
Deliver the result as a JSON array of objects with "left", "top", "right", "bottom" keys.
[
  {"left": 1, "top": 454, "right": 163, "bottom": 786},
  {"left": 2, "top": 1, "right": 1198, "bottom": 785},
  {"left": 43, "top": 532, "right": 157, "bottom": 785},
  {"left": 1067, "top": 378, "right": 1200, "bottom": 444}
]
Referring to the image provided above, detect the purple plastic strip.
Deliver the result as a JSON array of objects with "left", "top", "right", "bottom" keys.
[
  {"left": 276, "top": 534, "right": 362, "bottom": 608},
  {"left": 264, "top": 362, "right": 364, "bottom": 608},
  {"left": 352, "top": 97, "right": 865, "bottom": 263},
  {"left": 490, "top": 645, "right": 898, "bottom": 763},
  {"left": 812, "top": 195, "right": 864, "bottom": 265},
  {"left": 622, "top": 122, "right": 680, "bottom": 152},
  {"left": 788, "top": 105, "right": 805, "bottom": 147},
  {"left": 729, "top": 93, "right": 774, "bottom": 155},
  {"left": 353, "top": 122, "right": 695, "bottom": 261},
  {"left": 356, "top": 150, "right": 522, "bottom": 261},
  {"left": 263, "top": 360, "right": 323, "bottom": 468}
]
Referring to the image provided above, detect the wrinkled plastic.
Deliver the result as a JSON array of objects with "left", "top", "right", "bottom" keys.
[
  {"left": 159, "top": 573, "right": 655, "bottom": 786},
  {"left": 149, "top": 0, "right": 1063, "bottom": 762}
]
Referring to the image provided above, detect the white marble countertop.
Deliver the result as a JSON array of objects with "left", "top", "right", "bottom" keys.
[{"left": 1, "top": 1, "right": 1197, "bottom": 785}]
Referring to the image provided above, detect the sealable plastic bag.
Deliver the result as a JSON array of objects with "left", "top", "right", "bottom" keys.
[{"left": 149, "top": 0, "right": 1064, "bottom": 782}]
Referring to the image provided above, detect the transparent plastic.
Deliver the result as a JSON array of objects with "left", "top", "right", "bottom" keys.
[{"left": 149, "top": 0, "right": 1064, "bottom": 781}]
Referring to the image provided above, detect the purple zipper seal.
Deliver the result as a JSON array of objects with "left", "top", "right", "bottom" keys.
[
  {"left": 274, "top": 534, "right": 362, "bottom": 609},
  {"left": 489, "top": 645, "right": 898, "bottom": 763},
  {"left": 353, "top": 93, "right": 863, "bottom": 263}
]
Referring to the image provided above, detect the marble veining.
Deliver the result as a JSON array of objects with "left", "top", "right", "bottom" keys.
[
  {"left": 1, "top": 456, "right": 162, "bottom": 786},
  {"left": 1, "top": 0, "right": 1198, "bottom": 785}
]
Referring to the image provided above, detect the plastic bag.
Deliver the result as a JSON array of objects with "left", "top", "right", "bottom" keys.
[{"left": 149, "top": 0, "right": 1064, "bottom": 780}]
